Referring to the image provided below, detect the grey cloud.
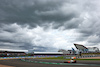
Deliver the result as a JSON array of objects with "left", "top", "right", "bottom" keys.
[
  {"left": 0, "top": 0, "right": 100, "bottom": 51},
  {"left": 32, "top": 46, "right": 57, "bottom": 52},
  {"left": 0, "top": 23, "right": 57, "bottom": 51},
  {"left": 19, "top": 43, "right": 34, "bottom": 50},
  {"left": 0, "top": 24, "right": 33, "bottom": 50},
  {"left": 0, "top": 0, "right": 80, "bottom": 29},
  {"left": 1, "top": 24, "right": 18, "bottom": 33},
  {"left": 77, "top": 19, "right": 100, "bottom": 43},
  {"left": 18, "top": 44, "right": 57, "bottom": 52},
  {"left": 0, "top": 39, "right": 16, "bottom": 43},
  {"left": 70, "top": 0, "right": 100, "bottom": 46}
]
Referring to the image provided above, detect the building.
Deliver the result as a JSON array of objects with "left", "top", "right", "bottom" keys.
[
  {"left": 28, "top": 49, "right": 34, "bottom": 54},
  {"left": 27, "top": 49, "right": 63, "bottom": 55},
  {"left": 74, "top": 43, "right": 99, "bottom": 53},
  {"left": 34, "top": 52, "right": 63, "bottom": 55},
  {"left": 74, "top": 43, "right": 88, "bottom": 53},
  {"left": 58, "top": 49, "right": 74, "bottom": 55},
  {"left": 0, "top": 49, "right": 26, "bottom": 57},
  {"left": 88, "top": 47, "right": 99, "bottom": 52}
]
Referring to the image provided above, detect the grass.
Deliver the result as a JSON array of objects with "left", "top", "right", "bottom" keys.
[
  {"left": 77, "top": 59, "right": 100, "bottom": 60},
  {"left": 37, "top": 56, "right": 100, "bottom": 60},
  {"left": 36, "top": 56, "right": 67, "bottom": 60}
]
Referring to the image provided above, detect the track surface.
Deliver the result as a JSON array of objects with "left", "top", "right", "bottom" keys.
[
  {"left": 0, "top": 59, "right": 100, "bottom": 67},
  {"left": 31, "top": 59, "right": 100, "bottom": 64}
]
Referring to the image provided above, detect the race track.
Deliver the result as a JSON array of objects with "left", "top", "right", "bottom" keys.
[{"left": 0, "top": 59, "right": 100, "bottom": 67}]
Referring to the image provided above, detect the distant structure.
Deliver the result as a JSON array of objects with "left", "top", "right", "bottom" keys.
[
  {"left": 72, "top": 48, "right": 76, "bottom": 54},
  {"left": 58, "top": 49, "right": 74, "bottom": 55},
  {"left": 74, "top": 44, "right": 88, "bottom": 53},
  {"left": 74, "top": 43, "right": 99, "bottom": 53},
  {"left": 88, "top": 47, "right": 99, "bottom": 52},
  {"left": 0, "top": 50, "right": 26, "bottom": 57},
  {"left": 28, "top": 49, "right": 34, "bottom": 54},
  {"left": 34, "top": 52, "right": 63, "bottom": 55},
  {"left": 28, "top": 49, "right": 63, "bottom": 55}
]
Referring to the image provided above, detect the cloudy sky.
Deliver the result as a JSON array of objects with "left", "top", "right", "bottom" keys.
[{"left": 0, "top": 0, "right": 100, "bottom": 52}]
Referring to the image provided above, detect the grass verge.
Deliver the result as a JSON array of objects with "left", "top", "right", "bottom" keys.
[{"left": 37, "top": 56, "right": 100, "bottom": 60}]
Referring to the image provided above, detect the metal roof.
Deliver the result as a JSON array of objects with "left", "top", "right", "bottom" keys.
[
  {"left": 34, "top": 52, "right": 63, "bottom": 54},
  {"left": 74, "top": 43, "right": 88, "bottom": 50}
]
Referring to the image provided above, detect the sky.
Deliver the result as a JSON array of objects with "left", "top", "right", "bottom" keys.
[{"left": 0, "top": 0, "right": 100, "bottom": 52}]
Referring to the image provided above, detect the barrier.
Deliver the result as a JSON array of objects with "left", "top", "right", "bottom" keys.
[
  {"left": 76, "top": 55, "right": 100, "bottom": 58},
  {"left": 0, "top": 54, "right": 100, "bottom": 59},
  {"left": 0, "top": 55, "right": 60, "bottom": 60}
]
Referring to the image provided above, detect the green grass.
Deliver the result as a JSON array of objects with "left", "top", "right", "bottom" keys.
[
  {"left": 36, "top": 56, "right": 72, "bottom": 60},
  {"left": 77, "top": 59, "right": 100, "bottom": 60},
  {"left": 37, "top": 56, "right": 100, "bottom": 60},
  {"left": 36, "top": 56, "right": 67, "bottom": 60}
]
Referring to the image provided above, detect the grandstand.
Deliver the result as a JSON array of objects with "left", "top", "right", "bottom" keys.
[
  {"left": 74, "top": 43, "right": 99, "bottom": 53},
  {"left": 0, "top": 50, "right": 26, "bottom": 57}
]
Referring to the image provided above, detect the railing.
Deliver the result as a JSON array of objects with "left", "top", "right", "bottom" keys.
[
  {"left": 65, "top": 54, "right": 100, "bottom": 59},
  {"left": 0, "top": 55, "right": 61, "bottom": 60}
]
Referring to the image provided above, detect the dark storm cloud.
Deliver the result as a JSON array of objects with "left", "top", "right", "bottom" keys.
[
  {"left": 19, "top": 45, "right": 57, "bottom": 52},
  {"left": 0, "top": 0, "right": 100, "bottom": 51},
  {"left": 0, "top": 24, "right": 18, "bottom": 33},
  {"left": 0, "top": 23, "right": 57, "bottom": 51},
  {"left": 32, "top": 46, "right": 57, "bottom": 52},
  {"left": 67, "top": 0, "right": 100, "bottom": 47},
  {"left": 0, "top": 0, "right": 80, "bottom": 29},
  {"left": 0, "top": 23, "right": 34, "bottom": 50},
  {"left": 19, "top": 43, "right": 34, "bottom": 50},
  {"left": 77, "top": 18, "right": 100, "bottom": 44},
  {"left": 0, "top": 0, "right": 81, "bottom": 51},
  {"left": 0, "top": 39, "right": 16, "bottom": 43}
]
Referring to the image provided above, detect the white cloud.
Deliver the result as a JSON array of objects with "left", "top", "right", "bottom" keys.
[
  {"left": 0, "top": 0, "right": 100, "bottom": 51},
  {"left": 0, "top": 23, "right": 82, "bottom": 51}
]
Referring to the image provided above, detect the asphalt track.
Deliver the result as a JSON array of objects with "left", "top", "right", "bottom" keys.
[{"left": 0, "top": 59, "right": 100, "bottom": 67}]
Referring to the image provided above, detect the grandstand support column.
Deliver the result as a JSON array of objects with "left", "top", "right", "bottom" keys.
[{"left": 79, "top": 52, "right": 82, "bottom": 56}]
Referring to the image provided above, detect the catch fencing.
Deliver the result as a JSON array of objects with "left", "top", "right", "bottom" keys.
[
  {"left": 0, "top": 55, "right": 60, "bottom": 60},
  {"left": 65, "top": 54, "right": 100, "bottom": 59}
]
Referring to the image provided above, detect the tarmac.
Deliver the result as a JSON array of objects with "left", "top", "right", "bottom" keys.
[{"left": 0, "top": 59, "right": 100, "bottom": 67}]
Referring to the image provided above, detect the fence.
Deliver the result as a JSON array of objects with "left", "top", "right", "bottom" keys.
[
  {"left": 0, "top": 55, "right": 60, "bottom": 60},
  {"left": 65, "top": 54, "right": 100, "bottom": 59}
]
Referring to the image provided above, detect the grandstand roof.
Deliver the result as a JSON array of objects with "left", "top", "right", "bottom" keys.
[{"left": 74, "top": 43, "right": 88, "bottom": 50}]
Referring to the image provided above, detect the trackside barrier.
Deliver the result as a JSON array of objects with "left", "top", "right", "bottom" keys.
[
  {"left": 65, "top": 54, "right": 100, "bottom": 59},
  {"left": 76, "top": 55, "right": 100, "bottom": 58},
  {"left": 1, "top": 55, "right": 100, "bottom": 59},
  {"left": 0, "top": 55, "right": 61, "bottom": 60}
]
